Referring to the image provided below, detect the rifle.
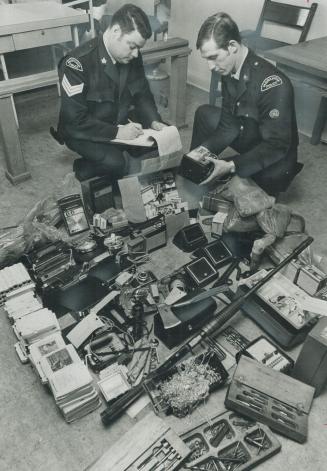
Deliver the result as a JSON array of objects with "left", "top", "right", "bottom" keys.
[{"left": 101, "top": 236, "right": 313, "bottom": 426}]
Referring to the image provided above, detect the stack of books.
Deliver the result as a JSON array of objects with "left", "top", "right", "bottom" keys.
[
  {"left": 13, "top": 308, "right": 60, "bottom": 360},
  {"left": 4, "top": 291, "right": 43, "bottom": 323},
  {"left": 39, "top": 344, "right": 100, "bottom": 422},
  {"left": 28, "top": 332, "right": 66, "bottom": 384},
  {"left": 0, "top": 262, "right": 34, "bottom": 305}
]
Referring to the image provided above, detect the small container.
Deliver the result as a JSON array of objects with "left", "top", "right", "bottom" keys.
[{"left": 144, "top": 351, "right": 228, "bottom": 416}]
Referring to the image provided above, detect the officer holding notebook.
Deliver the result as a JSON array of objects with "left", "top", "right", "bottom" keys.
[{"left": 52, "top": 4, "right": 165, "bottom": 181}]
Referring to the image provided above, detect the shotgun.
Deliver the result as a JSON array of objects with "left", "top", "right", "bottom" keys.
[{"left": 101, "top": 236, "right": 313, "bottom": 426}]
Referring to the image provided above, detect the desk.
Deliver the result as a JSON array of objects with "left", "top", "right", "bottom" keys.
[
  {"left": 264, "top": 37, "right": 327, "bottom": 145},
  {"left": 0, "top": 2, "right": 89, "bottom": 184}
]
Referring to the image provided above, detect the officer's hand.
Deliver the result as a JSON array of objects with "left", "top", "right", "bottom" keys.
[
  {"left": 200, "top": 156, "right": 235, "bottom": 185},
  {"left": 151, "top": 121, "right": 167, "bottom": 131},
  {"left": 116, "top": 123, "right": 144, "bottom": 140}
]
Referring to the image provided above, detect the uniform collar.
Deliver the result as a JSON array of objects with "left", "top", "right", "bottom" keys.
[
  {"left": 98, "top": 34, "right": 130, "bottom": 95},
  {"left": 231, "top": 46, "right": 248, "bottom": 80},
  {"left": 98, "top": 34, "right": 115, "bottom": 67},
  {"left": 98, "top": 34, "right": 120, "bottom": 84},
  {"left": 226, "top": 49, "right": 256, "bottom": 101},
  {"left": 238, "top": 49, "right": 261, "bottom": 85}
]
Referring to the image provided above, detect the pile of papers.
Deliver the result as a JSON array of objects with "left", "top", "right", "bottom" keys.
[
  {"left": 39, "top": 344, "right": 100, "bottom": 422},
  {"left": 140, "top": 171, "right": 188, "bottom": 219}
]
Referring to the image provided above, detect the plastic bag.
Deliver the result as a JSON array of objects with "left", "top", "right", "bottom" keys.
[
  {"left": 0, "top": 173, "right": 81, "bottom": 267},
  {"left": 0, "top": 226, "right": 26, "bottom": 268},
  {"left": 250, "top": 234, "right": 277, "bottom": 271},
  {"left": 223, "top": 206, "right": 259, "bottom": 233},
  {"left": 256, "top": 204, "right": 292, "bottom": 238},
  {"left": 219, "top": 176, "right": 275, "bottom": 217}
]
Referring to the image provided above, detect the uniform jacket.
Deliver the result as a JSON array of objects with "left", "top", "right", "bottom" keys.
[
  {"left": 203, "top": 50, "right": 299, "bottom": 194},
  {"left": 57, "top": 35, "right": 161, "bottom": 143}
]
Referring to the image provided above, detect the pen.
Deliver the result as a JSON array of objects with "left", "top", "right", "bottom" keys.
[{"left": 128, "top": 119, "right": 143, "bottom": 131}]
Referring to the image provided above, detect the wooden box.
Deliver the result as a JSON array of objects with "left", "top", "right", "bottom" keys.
[
  {"left": 86, "top": 412, "right": 190, "bottom": 471},
  {"left": 225, "top": 356, "right": 315, "bottom": 443}
]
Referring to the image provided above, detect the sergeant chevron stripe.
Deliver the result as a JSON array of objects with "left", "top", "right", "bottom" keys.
[{"left": 62, "top": 74, "right": 84, "bottom": 97}]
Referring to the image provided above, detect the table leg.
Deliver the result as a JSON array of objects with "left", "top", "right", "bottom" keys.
[
  {"left": 73, "top": 26, "right": 79, "bottom": 47},
  {"left": 0, "top": 95, "right": 31, "bottom": 184},
  {"left": 310, "top": 95, "right": 327, "bottom": 145},
  {"left": 50, "top": 46, "right": 61, "bottom": 97},
  {"left": 169, "top": 53, "right": 188, "bottom": 128},
  {"left": 0, "top": 53, "right": 19, "bottom": 128},
  {"left": 89, "top": 0, "right": 96, "bottom": 39}
]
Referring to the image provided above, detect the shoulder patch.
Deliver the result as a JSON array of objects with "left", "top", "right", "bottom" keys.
[
  {"left": 261, "top": 75, "right": 283, "bottom": 92},
  {"left": 269, "top": 109, "right": 280, "bottom": 119},
  {"left": 66, "top": 57, "right": 83, "bottom": 72},
  {"left": 62, "top": 74, "right": 84, "bottom": 97}
]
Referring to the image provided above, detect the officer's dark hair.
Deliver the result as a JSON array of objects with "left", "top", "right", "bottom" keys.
[
  {"left": 110, "top": 3, "right": 152, "bottom": 40},
  {"left": 196, "top": 12, "right": 241, "bottom": 50}
]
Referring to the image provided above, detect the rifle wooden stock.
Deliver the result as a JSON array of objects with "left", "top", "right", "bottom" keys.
[{"left": 101, "top": 236, "right": 313, "bottom": 426}]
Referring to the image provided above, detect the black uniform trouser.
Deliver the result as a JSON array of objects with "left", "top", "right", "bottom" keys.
[
  {"left": 191, "top": 104, "right": 258, "bottom": 152},
  {"left": 191, "top": 104, "right": 222, "bottom": 150},
  {"left": 65, "top": 138, "right": 154, "bottom": 182}
]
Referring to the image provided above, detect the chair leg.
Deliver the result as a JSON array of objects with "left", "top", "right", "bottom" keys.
[{"left": 310, "top": 96, "right": 327, "bottom": 145}]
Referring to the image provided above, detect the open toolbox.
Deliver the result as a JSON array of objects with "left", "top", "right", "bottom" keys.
[
  {"left": 180, "top": 410, "right": 281, "bottom": 471},
  {"left": 238, "top": 271, "right": 318, "bottom": 349}
]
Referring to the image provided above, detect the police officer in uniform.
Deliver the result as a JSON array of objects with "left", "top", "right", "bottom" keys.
[
  {"left": 52, "top": 4, "right": 165, "bottom": 181},
  {"left": 191, "top": 12, "right": 301, "bottom": 196}
]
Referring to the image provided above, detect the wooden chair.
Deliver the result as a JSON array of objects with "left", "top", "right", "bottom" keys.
[
  {"left": 63, "top": 0, "right": 97, "bottom": 40},
  {"left": 242, "top": 0, "right": 318, "bottom": 52},
  {"left": 209, "top": 0, "right": 318, "bottom": 106}
]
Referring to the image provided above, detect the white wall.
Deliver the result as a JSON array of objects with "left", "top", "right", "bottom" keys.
[{"left": 169, "top": 0, "right": 327, "bottom": 91}]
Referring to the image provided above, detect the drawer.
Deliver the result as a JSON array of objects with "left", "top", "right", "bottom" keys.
[
  {"left": 13, "top": 26, "right": 72, "bottom": 50},
  {"left": 0, "top": 35, "right": 15, "bottom": 54}
]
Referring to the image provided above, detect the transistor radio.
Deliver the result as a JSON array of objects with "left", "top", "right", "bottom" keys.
[
  {"left": 131, "top": 215, "right": 167, "bottom": 253},
  {"left": 178, "top": 146, "right": 220, "bottom": 184}
]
